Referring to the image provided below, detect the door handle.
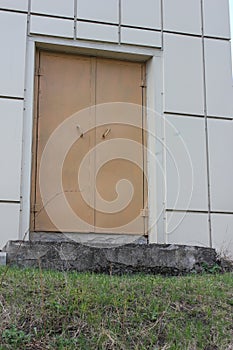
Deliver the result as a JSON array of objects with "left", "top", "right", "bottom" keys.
[
  {"left": 102, "top": 128, "right": 111, "bottom": 138},
  {"left": 77, "top": 125, "right": 83, "bottom": 138}
]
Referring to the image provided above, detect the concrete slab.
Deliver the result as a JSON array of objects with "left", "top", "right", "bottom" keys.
[{"left": 3, "top": 241, "right": 218, "bottom": 275}]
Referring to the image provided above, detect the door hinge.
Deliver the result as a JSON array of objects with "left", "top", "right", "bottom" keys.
[
  {"left": 140, "top": 79, "right": 147, "bottom": 88},
  {"left": 33, "top": 203, "right": 41, "bottom": 213},
  {"left": 35, "top": 67, "right": 43, "bottom": 76},
  {"left": 140, "top": 208, "right": 149, "bottom": 217}
]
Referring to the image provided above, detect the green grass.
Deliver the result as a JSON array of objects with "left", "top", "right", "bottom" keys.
[{"left": 0, "top": 267, "right": 232, "bottom": 349}]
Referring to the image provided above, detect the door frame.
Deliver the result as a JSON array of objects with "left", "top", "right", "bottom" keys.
[{"left": 19, "top": 36, "right": 165, "bottom": 244}]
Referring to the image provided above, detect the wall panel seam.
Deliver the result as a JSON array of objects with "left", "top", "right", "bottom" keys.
[
  {"left": 166, "top": 209, "right": 233, "bottom": 215},
  {"left": 164, "top": 111, "right": 233, "bottom": 120},
  {"left": 0, "top": 200, "right": 20, "bottom": 204},
  {"left": 18, "top": 0, "right": 32, "bottom": 240},
  {"left": 118, "top": 0, "right": 121, "bottom": 44},
  {"left": 30, "top": 13, "right": 74, "bottom": 21},
  {"left": 201, "top": 0, "right": 212, "bottom": 247},
  {"left": 164, "top": 30, "right": 230, "bottom": 41},
  {"left": 74, "top": 0, "right": 77, "bottom": 40},
  {"left": 0, "top": 96, "right": 24, "bottom": 100},
  {"left": 0, "top": 8, "right": 27, "bottom": 14}
]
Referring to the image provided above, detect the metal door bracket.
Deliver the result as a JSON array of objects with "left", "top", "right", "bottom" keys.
[
  {"left": 140, "top": 80, "right": 147, "bottom": 88},
  {"left": 33, "top": 204, "right": 40, "bottom": 213},
  {"left": 140, "top": 208, "right": 149, "bottom": 217},
  {"left": 35, "top": 67, "right": 43, "bottom": 77}
]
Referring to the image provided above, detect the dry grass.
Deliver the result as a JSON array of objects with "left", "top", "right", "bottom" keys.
[{"left": 0, "top": 267, "right": 232, "bottom": 349}]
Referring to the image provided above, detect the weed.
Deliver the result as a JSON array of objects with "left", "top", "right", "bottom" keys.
[{"left": 2, "top": 326, "right": 31, "bottom": 347}]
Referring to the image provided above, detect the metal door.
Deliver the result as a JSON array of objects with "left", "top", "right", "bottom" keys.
[
  {"left": 31, "top": 51, "right": 147, "bottom": 235},
  {"left": 94, "top": 58, "right": 146, "bottom": 234}
]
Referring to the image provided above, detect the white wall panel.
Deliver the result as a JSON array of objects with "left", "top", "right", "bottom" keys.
[
  {"left": 211, "top": 214, "right": 233, "bottom": 258},
  {"left": 77, "top": 22, "right": 118, "bottom": 43},
  {"left": 166, "top": 115, "right": 208, "bottom": 211},
  {"left": 0, "top": 203, "right": 20, "bottom": 248},
  {"left": 0, "top": 0, "right": 28, "bottom": 11},
  {"left": 121, "top": 0, "right": 161, "bottom": 30},
  {"left": 163, "top": 0, "right": 201, "bottom": 35},
  {"left": 30, "top": 16, "right": 73, "bottom": 38},
  {"left": 164, "top": 34, "right": 204, "bottom": 115},
  {"left": 0, "top": 100, "right": 23, "bottom": 201},
  {"left": 31, "top": 0, "right": 74, "bottom": 18},
  {"left": 208, "top": 119, "right": 233, "bottom": 212},
  {"left": 0, "top": 12, "right": 27, "bottom": 97},
  {"left": 167, "top": 212, "right": 209, "bottom": 247},
  {"left": 77, "top": 0, "right": 118, "bottom": 23},
  {"left": 203, "top": 0, "right": 230, "bottom": 39},
  {"left": 205, "top": 39, "right": 233, "bottom": 118},
  {"left": 121, "top": 27, "right": 161, "bottom": 47},
  {"left": 146, "top": 56, "right": 164, "bottom": 244}
]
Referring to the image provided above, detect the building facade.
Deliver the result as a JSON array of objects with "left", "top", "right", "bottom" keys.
[{"left": 0, "top": 0, "right": 233, "bottom": 257}]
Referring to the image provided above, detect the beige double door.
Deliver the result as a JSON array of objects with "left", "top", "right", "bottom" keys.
[{"left": 31, "top": 51, "right": 147, "bottom": 235}]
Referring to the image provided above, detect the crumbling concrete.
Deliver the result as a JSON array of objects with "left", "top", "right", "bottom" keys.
[
  {"left": 3, "top": 240, "right": 218, "bottom": 275},
  {"left": 0, "top": 252, "right": 7, "bottom": 266}
]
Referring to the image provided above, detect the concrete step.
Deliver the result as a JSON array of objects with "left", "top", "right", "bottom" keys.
[
  {"left": 29, "top": 231, "right": 148, "bottom": 247},
  {"left": 2, "top": 240, "right": 218, "bottom": 275}
]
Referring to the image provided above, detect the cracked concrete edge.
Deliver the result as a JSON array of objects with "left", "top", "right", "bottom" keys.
[
  {"left": 2, "top": 240, "right": 218, "bottom": 275},
  {"left": 0, "top": 252, "right": 7, "bottom": 266}
]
